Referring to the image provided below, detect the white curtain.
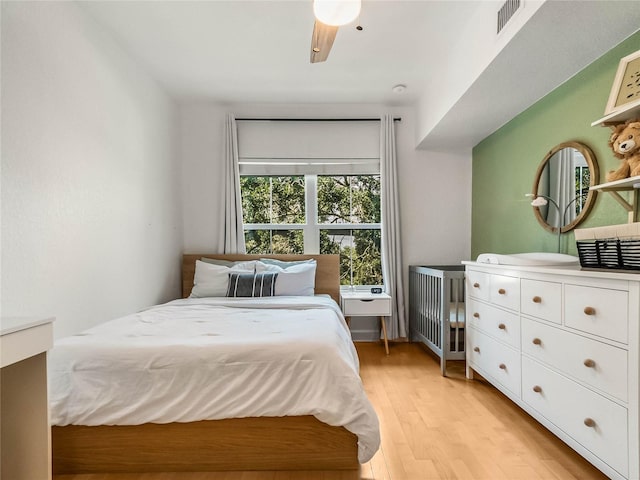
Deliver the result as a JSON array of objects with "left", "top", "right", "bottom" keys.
[
  {"left": 221, "top": 114, "right": 246, "bottom": 253},
  {"left": 380, "top": 115, "right": 406, "bottom": 339},
  {"left": 561, "top": 148, "right": 577, "bottom": 224}
]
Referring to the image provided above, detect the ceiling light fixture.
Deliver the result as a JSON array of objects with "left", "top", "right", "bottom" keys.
[
  {"left": 392, "top": 84, "right": 407, "bottom": 94},
  {"left": 313, "top": 0, "right": 361, "bottom": 26}
]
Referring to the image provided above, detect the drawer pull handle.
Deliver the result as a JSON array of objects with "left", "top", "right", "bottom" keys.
[
  {"left": 532, "top": 296, "right": 542, "bottom": 303},
  {"left": 583, "top": 418, "right": 596, "bottom": 428},
  {"left": 584, "top": 306, "right": 596, "bottom": 316},
  {"left": 359, "top": 299, "right": 374, "bottom": 302},
  {"left": 499, "top": 363, "right": 506, "bottom": 370},
  {"left": 532, "top": 385, "right": 542, "bottom": 393},
  {"left": 473, "top": 282, "right": 480, "bottom": 288},
  {"left": 532, "top": 338, "right": 542, "bottom": 346},
  {"left": 498, "top": 288, "right": 506, "bottom": 295},
  {"left": 498, "top": 323, "right": 506, "bottom": 330},
  {"left": 473, "top": 312, "right": 480, "bottom": 318},
  {"left": 583, "top": 359, "right": 596, "bottom": 368},
  {"left": 473, "top": 347, "right": 480, "bottom": 353}
]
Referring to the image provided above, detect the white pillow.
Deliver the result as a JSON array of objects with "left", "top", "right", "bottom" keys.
[
  {"left": 190, "top": 260, "right": 258, "bottom": 298},
  {"left": 257, "top": 261, "right": 316, "bottom": 296},
  {"left": 259, "top": 258, "right": 316, "bottom": 269},
  {"left": 231, "top": 260, "right": 261, "bottom": 271}
]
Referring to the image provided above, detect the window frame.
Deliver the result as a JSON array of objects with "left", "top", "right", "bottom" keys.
[{"left": 241, "top": 173, "right": 382, "bottom": 288}]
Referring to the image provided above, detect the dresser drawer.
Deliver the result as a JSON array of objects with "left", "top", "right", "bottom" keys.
[
  {"left": 468, "top": 327, "right": 521, "bottom": 396},
  {"left": 467, "top": 299, "right": 520, "bottom": 349},
  {"left": 521, "top": 278, "right": 561, "bottom": 324},
  {"left": 522, "top": 357, "right": 628, "bottom": 477},
  {"left": 467, "top": 270, "right": 490, "bottom": 302},
  {"left": 489, "top": 274, "right": 520, "bottom": 311},
  {"left": 522, "top": 318, "right": 628, "bottom": 402},
  {"left": 565, "top": 284, "right": 628, "bottom": 344}
]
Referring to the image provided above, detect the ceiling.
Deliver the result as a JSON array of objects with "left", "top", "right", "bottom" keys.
[
  {"left": 80, "top": 1, "right": 640, "bottom": 148},
  {"left": 80, "top": 0, "right": 483, "bottom": 105}
]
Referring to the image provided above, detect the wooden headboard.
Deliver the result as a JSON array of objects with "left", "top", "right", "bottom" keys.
[{"left": 182, "top": 254, "right": 340, "bottom": 303}]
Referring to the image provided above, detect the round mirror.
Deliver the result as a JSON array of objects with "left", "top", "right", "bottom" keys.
[{"left": 532, "top": 141, "right": 599, "bottom": 233}]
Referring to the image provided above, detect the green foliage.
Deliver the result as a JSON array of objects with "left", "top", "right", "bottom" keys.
[
  {"left": 319, "top": 229, "right": 382, "bottom": 285},
  {"left": 241, "top": 177, "right": 270, "bottom": 224},
  {"left": 241, "top": 174, "right": 382, "bottom": 285},
  {"left": 353, "top": 229, "right": 382, "bottom": 285},
  {"left": 241, "top": 176, "right": 304, "bottom": 224},
  {"left": 245, "top": 229, "right": 303, "bottom": 254},
  {"left": 318, "top": 175, "right": 380, "bottom": 223}
]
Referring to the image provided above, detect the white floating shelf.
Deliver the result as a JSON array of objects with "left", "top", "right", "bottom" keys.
[
  {"left": 590, "top": 176, "right": 640, "bottom": 192},
  {"left": 590, "top": 176, "right": 640, "bottom": 223},
  {"left": 591, "top": 101, "right": 640, "bottom": 127}
]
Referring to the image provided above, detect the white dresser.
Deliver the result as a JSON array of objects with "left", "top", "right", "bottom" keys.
[
  {"left": 464, "top": 262, "right": 638, "bottom": 480},
  {"left": 1, "top": 317, "right": 55, "bottom": 480}
]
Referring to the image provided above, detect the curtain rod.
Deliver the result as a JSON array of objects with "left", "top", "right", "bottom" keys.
[{"left": 235, "top": 117, "right": 401, "bottom": 122}]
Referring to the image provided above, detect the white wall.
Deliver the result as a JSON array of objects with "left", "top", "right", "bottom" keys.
[
  {"left": 178, "top": 102, "right": 228, "bottom": 252},
  {"left": 399, "top": 147, "right": 472, "bottom": 268},
  {"left": 178, "top": 102, "right": 472, "bottom": 338},
  {"left": 1, "top": 2, "right": 183, "bottom": 339}
]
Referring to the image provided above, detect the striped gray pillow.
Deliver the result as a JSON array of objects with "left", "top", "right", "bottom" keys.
[{"left": 226, "top": 272, "right": 278, "bottom": 297}]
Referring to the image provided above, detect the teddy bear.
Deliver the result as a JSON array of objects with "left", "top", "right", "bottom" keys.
[{"left": 606, "top": 120, "right": 640, "bottom": 182}]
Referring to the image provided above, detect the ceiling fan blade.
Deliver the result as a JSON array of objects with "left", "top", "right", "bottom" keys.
[{"left": 310, "top": 20, "right": 338, "bottom": 63}]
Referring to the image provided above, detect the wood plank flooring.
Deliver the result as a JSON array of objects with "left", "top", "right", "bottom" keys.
[{"left": 54, "top": 342, "right": 607, "bottom": 480}]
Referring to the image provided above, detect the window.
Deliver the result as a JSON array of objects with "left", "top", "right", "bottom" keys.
[
  {"left": 236, "top": 119, "right": 382, "bottom": 287},
  {"left": 241, "top": 174, "right": 382, "bottom": 286}
]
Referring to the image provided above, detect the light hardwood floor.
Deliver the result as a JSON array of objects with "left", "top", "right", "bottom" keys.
[{"left": 55, "top": 342, "right": 607, "bottom": 480}]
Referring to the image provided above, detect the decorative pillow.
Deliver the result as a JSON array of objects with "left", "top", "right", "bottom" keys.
[
  {"left": 190, "top": 260, "right": 256, "bottom": 298},
  {"left": 226, "top": 272, "right": 278, "bottom": 297},
  {"left": 258, "top": 262, "right": 316, "bottom": 296}
]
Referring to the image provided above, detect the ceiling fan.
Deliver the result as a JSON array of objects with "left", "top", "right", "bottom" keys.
[{"left": 310, "top": 0, "right": 361, "bottom": 63}]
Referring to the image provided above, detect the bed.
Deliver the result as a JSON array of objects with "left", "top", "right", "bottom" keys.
[{"left": 51, "top": 254, "right": 379, "bottom": 474}]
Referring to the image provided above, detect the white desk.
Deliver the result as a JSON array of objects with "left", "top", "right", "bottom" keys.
[
  {"left": 1, "top": 316, "right": 54, "bottom": 480},
  {"left": 340, "top": 292, "right": 392, "bottom": 355}
]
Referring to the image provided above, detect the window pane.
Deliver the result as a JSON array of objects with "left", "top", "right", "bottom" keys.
[
  {"left": 241, "top": 176, "right": 304, "bottom": 224},
  {"left": 317, "top": 176, "right": 351, "bottom": 224},
  {"left": 270, "top": 230, "right": 304, "bottom": 254},
  {"left": 317, "top": 175, "right": 380, "bottom": 224},
  {"left": 271, "top": 176, "right": 305, "bottom": 224},
  {"left": 244, "top": 230, "right": 303, "bottom": 254},
  {"left": 241, "top": 176, "right": 270, "bottom": 224},
  {"left": 320, "top": 229, "right": 351, "bottom": 284},
  {"left": 351, "top": 175, "right": 381, "bottom": 223},
  {"left": 320, "top": 229, "right": 382, "bottom": 286}
]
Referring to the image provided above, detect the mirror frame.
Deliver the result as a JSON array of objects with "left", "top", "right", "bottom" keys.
[{"left": 532, "top": 141, "right": 599, "bottom": 234}]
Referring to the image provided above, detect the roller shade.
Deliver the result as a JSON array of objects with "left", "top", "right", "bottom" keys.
[{"left": 237, "top": 120, "right": 380, "bottom": 175}]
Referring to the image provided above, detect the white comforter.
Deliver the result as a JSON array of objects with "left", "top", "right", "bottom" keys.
[{"left": 49, "top": 296, "right": 380, "bottom": 463}]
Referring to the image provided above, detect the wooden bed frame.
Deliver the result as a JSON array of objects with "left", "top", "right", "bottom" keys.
[{"left": 52, "top": 254, "right": 359, "bottom": 474}]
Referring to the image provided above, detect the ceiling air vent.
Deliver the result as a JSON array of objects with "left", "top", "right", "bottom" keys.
[{"left": 497, "top": 0, "right": 521, "bottom": 34}]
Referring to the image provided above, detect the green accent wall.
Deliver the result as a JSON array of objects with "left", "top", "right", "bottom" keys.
[{"left": 472, "top": 31, "right": 640, "bottom": 259}]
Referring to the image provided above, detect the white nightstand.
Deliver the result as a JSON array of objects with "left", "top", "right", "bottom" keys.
[{"left": 340, "top": 291, "right": 392, "bottom": 355}]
